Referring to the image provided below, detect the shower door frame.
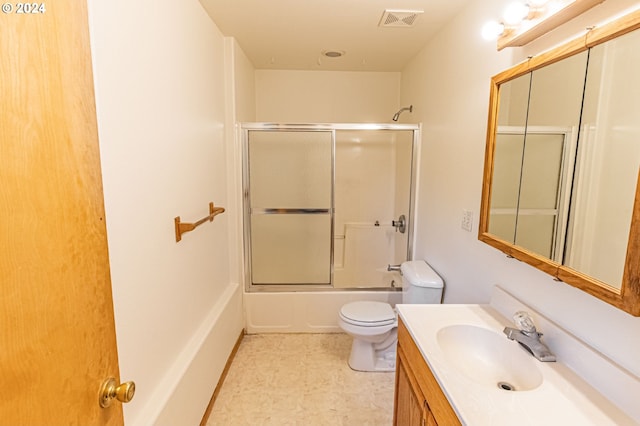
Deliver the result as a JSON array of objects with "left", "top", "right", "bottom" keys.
[{"left": 242, "top": 122, "right": 421, "bottom": 293}]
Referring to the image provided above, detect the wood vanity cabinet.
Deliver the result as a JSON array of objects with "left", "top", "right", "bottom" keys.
[{"left": 393, "top": 319, "right": 461, "bottom": 426}]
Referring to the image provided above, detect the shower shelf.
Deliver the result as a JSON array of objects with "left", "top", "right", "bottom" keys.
[{"left": 174, "top": 202, "right": 225, "bottom": 242}]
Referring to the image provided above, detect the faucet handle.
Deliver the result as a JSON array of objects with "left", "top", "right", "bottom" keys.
[{"left": 513, "top": 311, "right": 537, "bottom": 334}]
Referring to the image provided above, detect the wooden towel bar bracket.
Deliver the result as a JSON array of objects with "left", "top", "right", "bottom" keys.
[{"left": 174, "top": 202, "right": 225, "bottom": 242}]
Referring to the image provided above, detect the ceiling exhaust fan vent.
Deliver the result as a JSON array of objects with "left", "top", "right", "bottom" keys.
[{"left": 379, "top": 9, "right": 424, "bottom": 28}]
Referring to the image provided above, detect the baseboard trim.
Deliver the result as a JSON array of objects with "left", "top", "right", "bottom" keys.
[{"left": 200, "top": 328, "right": 245, "bottom": 426}]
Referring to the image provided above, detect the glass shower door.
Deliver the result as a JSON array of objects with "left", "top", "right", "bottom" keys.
[
  {"left": 247, "top": 130, "right": 333, "bottom": 285},
  {"left": 333, "top": 130, "right": 414, "bottom": 288}
]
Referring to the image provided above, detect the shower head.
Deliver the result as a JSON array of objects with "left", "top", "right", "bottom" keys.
[{"left": 392, "top": 105, "right": 413, "bottom": 121}]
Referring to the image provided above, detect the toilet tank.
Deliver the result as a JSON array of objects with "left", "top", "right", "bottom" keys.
[{"left": 401, "top": 260, "right": 444, "bottom": 304}]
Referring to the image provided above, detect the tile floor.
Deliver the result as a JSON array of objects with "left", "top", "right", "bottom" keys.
[{"left": 207, "top": 333, "right": 396, "bottom": 426}]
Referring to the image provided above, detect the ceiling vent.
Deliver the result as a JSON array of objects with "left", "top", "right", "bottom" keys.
[{"left": 378, "top": 9, "right": 424, "bottom": 28}]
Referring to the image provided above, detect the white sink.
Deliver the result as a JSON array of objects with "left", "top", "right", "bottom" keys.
[
  {"left": 436, "top": 324, "right": 543, "bottom": 391},
  {"left": 396, "top": 296, "right": 637, "bottom": 425}
]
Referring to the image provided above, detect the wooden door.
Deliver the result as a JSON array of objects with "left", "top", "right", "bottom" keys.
[{"left": 0, "top": 1, "right": 125, "bottom": 424}]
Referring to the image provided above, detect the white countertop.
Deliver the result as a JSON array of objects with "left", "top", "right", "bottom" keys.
[{"left": 397, "top": 303, "right": 637, "bottom": 425}]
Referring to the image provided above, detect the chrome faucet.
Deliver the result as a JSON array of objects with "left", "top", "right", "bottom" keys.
[{"left": 503, "top": 311, "right": 556, "bottom": 362}]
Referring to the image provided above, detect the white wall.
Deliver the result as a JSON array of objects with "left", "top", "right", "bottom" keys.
[
  {"left": 231, "top": 38, "right": 257, "bottom": 123},
  {"left": 402, "top": 0, "right": 640, "bottom": 383},
  {"left": 88, "top": 1, "right": 243, "bottom": 424},
  {"left": 255, "top": 70, "right": 400, "bottom": 122},
  {"left": 225, "top": 38, "right": 256, "bottom": 288}
]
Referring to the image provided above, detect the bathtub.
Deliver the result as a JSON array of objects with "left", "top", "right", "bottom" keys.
[{"left": 244, "top": 287, "right": 403, "bottom": 334}]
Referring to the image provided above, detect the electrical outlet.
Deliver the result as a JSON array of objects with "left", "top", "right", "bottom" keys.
[{"left": 461, "top": 209, "right": 473, "bottom": 232}]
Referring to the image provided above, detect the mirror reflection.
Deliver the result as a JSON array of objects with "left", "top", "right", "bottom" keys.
[
  {"left": 489, "top": 74, "right": 529, "bottom": 247},
  {"left": 490, "top": 52, "right": 588, "bottom": 262},
  {"left": 565, "top": 29, "right": 640, "bottom": 286},
  {"left": 482, "top": 20, "right": 640, "bottom": 297}
]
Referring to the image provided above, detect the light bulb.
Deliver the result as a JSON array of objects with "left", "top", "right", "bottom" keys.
[
  {"left": 481, "top": 21, "right": 505, "bottom": 40},
  {"left": 527, "top": 0, "right": 548, "bottom": 16},
  {"left": 503, "top": 1, "right": 530, "bottom": 26}
]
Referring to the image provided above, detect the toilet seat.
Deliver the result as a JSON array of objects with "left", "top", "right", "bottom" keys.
[{"left": 339, "top": 301, "right": 396, "bottom": 327}]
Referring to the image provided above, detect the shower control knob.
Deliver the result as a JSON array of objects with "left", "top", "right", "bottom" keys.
[{"left": 392, "top": 215, "right": 406, "bottom": 233}]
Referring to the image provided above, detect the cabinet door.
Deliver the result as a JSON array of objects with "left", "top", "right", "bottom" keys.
[
  {"left": 426, "top": 409, "right": 438, "bottom": 426},
  {"left": 394, "top": 353, "right": 425, "bottom": 426},
  {"left": 396, "top": 319, "right": 460, "bottom": 425}
]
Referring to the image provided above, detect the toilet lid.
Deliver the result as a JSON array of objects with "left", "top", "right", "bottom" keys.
[{"left": 340, "top": 301, "right": 396, "bottom": 325}]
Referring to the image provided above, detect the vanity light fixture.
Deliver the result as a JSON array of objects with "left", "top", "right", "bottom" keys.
[
  {"left": 482, "top": 1, "right": 533, "bottom": 42},
  {"left": 503, "top": 1, "right": 531, "bottom": 26},
  {"left": 482, "top": 0, "right": 606, "bottom": 49},
  {"left": 482, "top": 20, "right": 506, "bottom": 40}
]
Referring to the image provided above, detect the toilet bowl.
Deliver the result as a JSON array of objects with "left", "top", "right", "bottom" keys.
[
  {"left": 338, "top": 260, "right": 444, "bottom": 372},
  {"left": 338, "top": 301, "right": 398, "bottom": 372}
]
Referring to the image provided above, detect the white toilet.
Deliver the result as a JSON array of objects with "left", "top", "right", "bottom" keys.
[{"left": 338, "top": 260, "right": 444, "bottom": 372}]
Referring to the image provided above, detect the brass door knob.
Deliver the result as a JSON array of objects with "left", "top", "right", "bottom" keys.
[{"left": 99, "top": 377, "right": 136, "bottom": 408}]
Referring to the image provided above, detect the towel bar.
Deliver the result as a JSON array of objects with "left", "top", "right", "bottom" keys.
[{"left": 174, "top": 202, "right": 225, "bottom": 242}]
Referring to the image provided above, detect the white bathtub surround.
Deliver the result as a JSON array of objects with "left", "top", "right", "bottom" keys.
[
  {"left": 244, "top": 291, "right": 403, "bottom": 333},
  {"left": 397, "top": 286, "right": 639, "bottom": 424},
  {"left": 139, "top": 283, "right": 243, "bottom": 425},
  {"left": 334, "top": 223, "right": 398, "bottom": 288}
]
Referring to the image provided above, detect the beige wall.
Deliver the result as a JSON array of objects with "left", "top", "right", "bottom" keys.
[
  {"left": 88, "top": 1, "right": 243, "bottom": 424},
  {"left": 255, "top": 70, "right": 400, "bottom": 122},
  {"left": 401, "top": 0, "right": 640, "bottom": 383},
  {"left": 226, "top": 38, "right": 256, "bottom": 287},
  {"left": 232, "top": 38, "right": 257, "bottom": 123}
]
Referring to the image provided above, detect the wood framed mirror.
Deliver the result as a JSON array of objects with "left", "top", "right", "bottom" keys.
[{"left": 479, "top": 9, "right": 640, "bottom": 316}]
